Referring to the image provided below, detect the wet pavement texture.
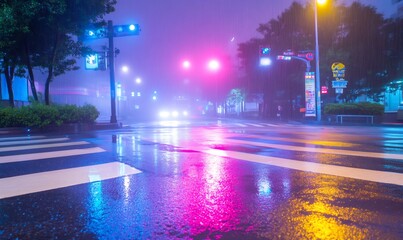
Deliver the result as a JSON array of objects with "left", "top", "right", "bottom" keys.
[{"left": 1, "top": 121, "right": 403, "bottom": 239}]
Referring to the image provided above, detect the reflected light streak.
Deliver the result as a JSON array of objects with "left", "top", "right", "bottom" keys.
[
  {"left": 258, "top": 179, "right": 271, "bottom": 196},
  {"left": 205, "top": 148, "right": 228, "bottom": 157},
  {"left": 87, "top": 181, "right": 106, "bottom": 235},
  {"left": 123, "top": 175, "right": 130, "bottom": 204},
  {"left": 116, "top": 135, "right": 123, "bottom": 156}
]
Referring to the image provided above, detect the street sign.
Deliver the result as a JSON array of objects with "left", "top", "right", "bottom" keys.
[
  {"left": 297, "top": 52, "right": 314, "bottom": 61},
  {"left": 305, "top": 72, "right": 316, "bottom": 117},
  {"left": 332, "top": 80, "right": 348, "bottom": 88},
  {"left": 85, "top": 52, "right": 107, "bottom": 70},
  {"left": 283, "top": 50, "right": 295, "bottom": 56},
  {"left": 277, "top": 55, "right": 292, "bottom": 61},
  {"left": 335, "top": 88, "right": 344, "bottom": 94}
]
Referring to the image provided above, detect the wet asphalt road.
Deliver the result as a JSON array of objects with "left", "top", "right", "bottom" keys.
[{"left": 0, "top": 119, "right": 403, "bottom": 239}]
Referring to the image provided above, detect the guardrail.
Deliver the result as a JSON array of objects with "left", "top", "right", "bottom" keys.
[{"left": 336, "top": 115, "right": 374, "bottom": 124}]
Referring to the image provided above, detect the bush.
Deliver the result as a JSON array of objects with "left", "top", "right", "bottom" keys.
[
  {"left": 324, "top": 102, "right": 384, "bottom": 115},
  {"left": 77, "top": 104, "right": 99, "bottom": 123},
  {"left": 27, "top": 104, "right": 61, "bottom": 128},
  {"left": 0, "top": 104, "right": 99, "bottom": 129},
  {"left": 57, "top": 105, "right": 81, "bottom": 123}
]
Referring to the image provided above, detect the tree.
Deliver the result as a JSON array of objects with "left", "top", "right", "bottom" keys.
[
  {"left": 0, "top": 0, "right": 116, "bottom": 106},
  {"left": 237, "top": 0, "right": 397, "bottom": 110},
  {"left": 335, "top": 2, "right": 388, "bottom": 101},
  {"left": 27, "top": 0, "right": 116, "bottom": 105}
]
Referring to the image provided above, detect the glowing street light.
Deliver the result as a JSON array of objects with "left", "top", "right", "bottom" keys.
[
  {"left": 208, "top": 59, "right": 220, "bottom": 72},
  {"left": 135, "top": 77, "right": 142, "bottom": 84},
  {"left": 121, "top": 65, "right": 129, "bottom": 73},
  {"left": 182, "top": 60, "right": 191, "bottom": 69}
]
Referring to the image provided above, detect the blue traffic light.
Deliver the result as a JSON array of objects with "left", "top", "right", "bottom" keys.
[
  {"left": 260, "top": 47, "right": 271, "bottom": 55},
  {"left": 84, "top": 28, "right": 107, "bottom": 40},
  {"left": 113, "top": 24, "right": 141, "bottom": 37}
]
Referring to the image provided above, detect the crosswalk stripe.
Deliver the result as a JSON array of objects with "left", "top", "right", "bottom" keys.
[
  {"left": 0, "top": 136, "right": 45, "bottom": 142},
  {"left": 247, "top": 123, "right": 264, "bottom": 127},
  {"left": 202, "top": 148, "right": 403, "bottom": 186},
  {"left": 0, "top": 147, "right": 106, "bottom": 164},
  {"left": 144, "top": 134, "right": 403, "bottom": 186},
  {"left": 225, "top": 139, "right": 403, "bottom": 160},
  {"left": 0, "top": 162, "right": 142, "bottom": 200},
  {"left": 233, "top": 134, "right": 359, "bottom": 147},
  {"left": 0, "top": 137, "right": 70, "bottom": 146},
  {"left": 0, "top": 141, "right": 90, "bottom": 153}
]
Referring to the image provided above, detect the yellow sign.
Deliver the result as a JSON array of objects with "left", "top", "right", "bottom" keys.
[{"left": 331, "top": 62, "right": 346, "bottom": 80}]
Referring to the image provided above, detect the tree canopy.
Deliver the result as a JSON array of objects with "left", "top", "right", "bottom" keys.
[
  {"left": 237, "top": 0, "right": 402, "bottom": 110},
  {"left": 0, "top": 0, "right": 116, "bottom": 106}
]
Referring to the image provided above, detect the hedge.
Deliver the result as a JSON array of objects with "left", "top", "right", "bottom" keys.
[
  {"left": 324, "top": 102, "right": 384, "bottom": 115},
  {"left": 0, "top": 104, "right": 99, "bottom": 128}
]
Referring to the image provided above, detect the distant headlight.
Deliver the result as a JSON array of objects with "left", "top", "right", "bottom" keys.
[
  {"left": 159, "top": 111, "right": 170, "bottom": 118},
  {"left": 158, "top": 109, "right": 189, "bottom": 119}
]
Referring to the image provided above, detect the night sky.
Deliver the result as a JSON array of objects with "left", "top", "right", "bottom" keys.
[{"left": 51, "top": 0, "right": 396, "bottom": 116}]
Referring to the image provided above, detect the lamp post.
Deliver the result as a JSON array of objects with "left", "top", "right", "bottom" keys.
[{"left": 314, "top": 0, "right": 323, "bottom": 122}]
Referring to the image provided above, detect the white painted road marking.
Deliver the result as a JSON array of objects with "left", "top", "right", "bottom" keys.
[
  {"left": 203, "top": 148, "right": 403, "bottom": 186},
  {"left": 225, "top": 139, "right": 403, "bottom": 161},
  {"left": 0, "top": 136, "right": 45, "bottom": 142},
  {"left": 0, "top": 147, "right": 106, "bottom": 164},
  {"left": 0, "top": 137, "right": 70, "bottom": 146},
  {"left": 145, "top": 135, "right": 403, "bottom": 186},
  {"left": 0, "top": 162, "right": 142, "bottom": 199},
  {"left": 0, "top": 141, "right": 90, "bottom": 152}
]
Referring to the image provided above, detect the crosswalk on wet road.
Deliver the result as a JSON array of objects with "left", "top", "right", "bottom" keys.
[
  {"left": 138, "top": 126, "right": 403, "bottom": 187},
  {"left": 0, "top": 136, "right": 141, "bottom": 200}
]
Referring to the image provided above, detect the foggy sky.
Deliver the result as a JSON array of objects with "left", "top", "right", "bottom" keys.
[{"left": 53, "top": 0, "right": 396, "bottom": 104}]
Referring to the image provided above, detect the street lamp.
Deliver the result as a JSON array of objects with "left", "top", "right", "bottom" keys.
[
  {"left": 182, "top": 60, "right": 191, "bottom": 70},
  {"left": 121, "top": 65, "right": 129, "bottom": 73},
  {"left": 314, "top": 0, "right": 325, "bottom": 122}
]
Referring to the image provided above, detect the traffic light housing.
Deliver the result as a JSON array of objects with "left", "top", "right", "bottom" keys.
[
  {"left": 260, "top": 47, "right": 271, "bottom": 55},
  {"left": 113, "top": 24, "right": 141, "bottom": 37},
  {"left": 259, "top": 46, "right": 272, "bottom": 66},
  {"left": 83, "top": 24, "right": 141, "bottom": 40},
  {"left": 83, "top": 28, "right": 107, "bottom": 40}
]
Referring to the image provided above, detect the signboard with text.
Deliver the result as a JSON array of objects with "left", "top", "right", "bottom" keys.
[
  {"left": 331, "top": 62, "right": 348, "bottom": 94},
  {"left": 305, "top": 72, "right": 316, "bottom": 117},
  {"left": 85, "top": 52, "right": 107, "bottom": 70}
]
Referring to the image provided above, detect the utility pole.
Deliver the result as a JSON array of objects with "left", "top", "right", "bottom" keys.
[{"left": 108, "top": 20, "right": 117, "bottom": 124}]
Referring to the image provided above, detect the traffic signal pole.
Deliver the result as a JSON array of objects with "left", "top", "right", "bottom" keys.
[
  {"left": 83, "top": 20, "right": 140, "bottom": 124},
  {"left": 108, "top": 20, "right": 117, "bottom": 124}
]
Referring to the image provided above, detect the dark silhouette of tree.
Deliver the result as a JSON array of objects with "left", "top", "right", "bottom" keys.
[
  {"left": 237, "top": 0, "right": 400, "bottom": 118},
  {"left": 0, "top": 0, "right": 116, "bottom": 106}
]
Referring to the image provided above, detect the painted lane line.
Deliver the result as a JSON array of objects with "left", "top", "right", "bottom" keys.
[
  {"left": 0, "top": 147, "right": 106, "bottom": 164},
  {"left": 0, "top": 136, "right": 45, "bottom": 142},
  {"left": 0, "top": 162, "right": 142, "bottom": 200},
  {"left": 202, "top": 148, "right": 403, "bottom": 186},
  {"left": 236, "top": 133, "right": 360, "bottom": 148},
  {"left": 225, "top": 139, "right": 403, "bottom": 161},
  {"left": 247, "top": 123, "right": 264, "bottom": 127},
  {"left": 0, "top": 141, "right": 90, "bottom": 153},
  {"left": 0, "top": 137, "right": 70, "bottom": 146}
]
